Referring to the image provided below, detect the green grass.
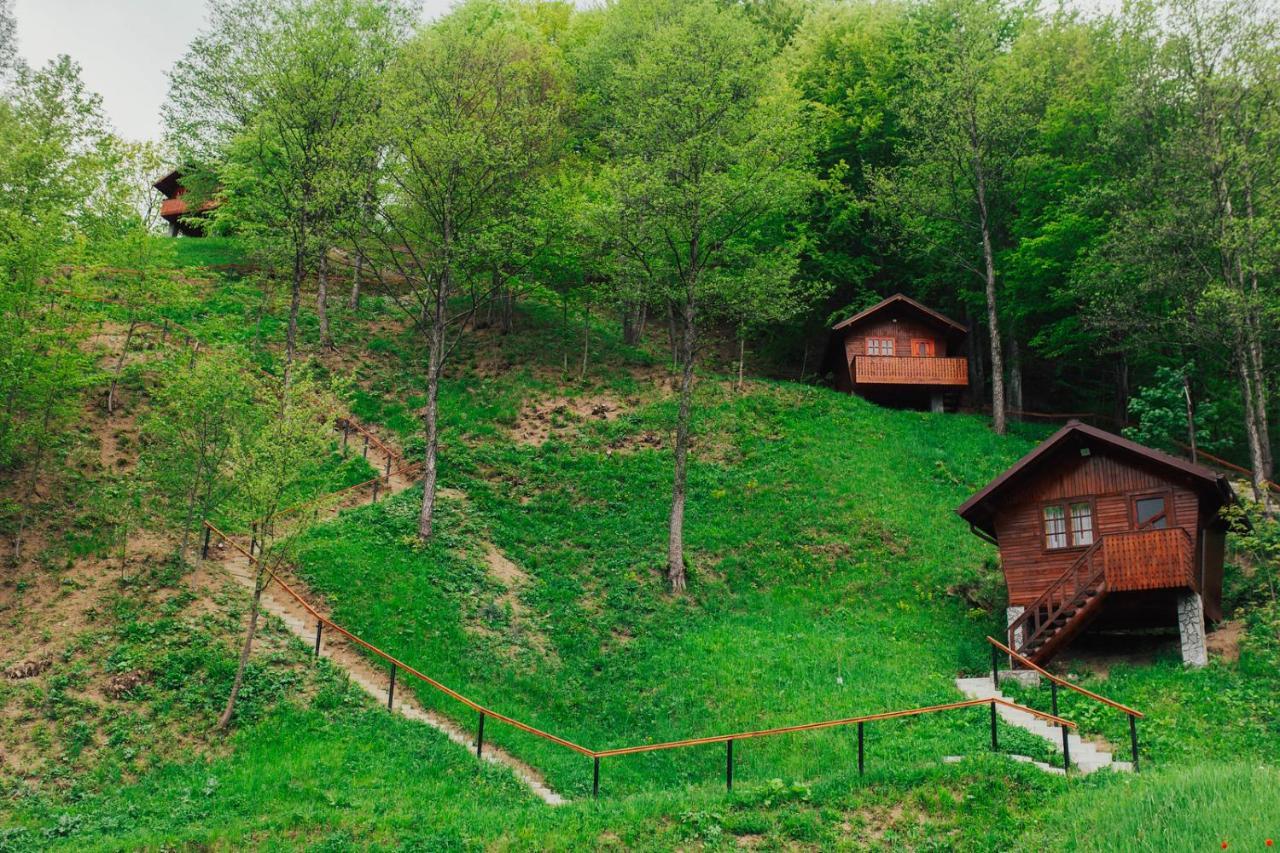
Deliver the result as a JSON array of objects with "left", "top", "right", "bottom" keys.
[{"left": 7, "top": 257, "right": 1278, "bottom": 849}]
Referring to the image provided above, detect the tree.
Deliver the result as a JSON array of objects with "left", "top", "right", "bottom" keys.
[
  {"left": 872, "top": 0, "right": 1040, "bottom": 435},
  {"left": 166, "top": 0, "right": 408, "bottom": 374},
  {"left": 600, "top": 0, "right": 818, "bottom": 591},
  {"left": 354, "top": 0, "right": 565, "bottom": 540},
  {"left": 216, "top": 367, "right": 336, "bottom": 731},
  {"left": 140, "top": 351, "right": 261, "bottom": 561}
]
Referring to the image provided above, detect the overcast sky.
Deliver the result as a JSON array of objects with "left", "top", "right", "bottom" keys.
[{"left": 11, "top": 0, "right": 460, "bottom": 143}]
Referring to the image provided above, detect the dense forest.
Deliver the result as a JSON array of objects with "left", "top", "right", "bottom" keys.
[
  {"left": 4, "top": 1, "right": 1280, "bottom": 847},
  {"left": 3, "top": 0, "right": 1279, "bottom": 575}
]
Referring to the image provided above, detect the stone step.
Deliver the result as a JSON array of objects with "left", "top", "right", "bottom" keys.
[{"left": 954, "top": 675, "right": 1129, "bottom": 776}]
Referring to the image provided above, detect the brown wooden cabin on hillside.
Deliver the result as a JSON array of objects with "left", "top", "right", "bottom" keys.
[
  {"left": 154, "top": 170, "right": 218, "bottom": 237},
  {"left": 957, "top": 422, "right": 1237, "bottom": 668},
  {"left": 827, "top": 293, "right": 969, "bottom": 411}
]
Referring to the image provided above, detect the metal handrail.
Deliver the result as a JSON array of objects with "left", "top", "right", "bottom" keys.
[{"left": 201, "top": 515, "right": 1090, "bottom": 797}]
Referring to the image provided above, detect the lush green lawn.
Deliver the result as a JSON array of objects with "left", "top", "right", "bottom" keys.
[{"left": 8, "top": 242, "right": 1277, "bottom": 849}]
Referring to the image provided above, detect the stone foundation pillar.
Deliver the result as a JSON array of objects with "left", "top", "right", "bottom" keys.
[
  {"left": 1006, "top": 605, "right": 1025, "bottom": 652},
  {"left": 930, "top": 392, "right": 944, "bottom": 413},
  {"left": 1176, "top": 592, "right": 1208, "bottom": 667}
]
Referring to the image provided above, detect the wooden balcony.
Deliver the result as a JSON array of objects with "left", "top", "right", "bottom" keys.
[
  {"left": 160, "top": 197, "right": 218, "bottom": 219},
  {"left": 1102, "top": 528, "right": 1196, "bottom": 593},
  {"left": 853, "top": 355, "right": 968, "bottom": 386}
]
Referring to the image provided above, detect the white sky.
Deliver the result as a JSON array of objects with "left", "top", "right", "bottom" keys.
[{"left": 12, "top": 0, "right": 460, "bottom": 142}]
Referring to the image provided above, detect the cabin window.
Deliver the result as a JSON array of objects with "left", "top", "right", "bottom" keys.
[
  {"left": 911, "top": 339, "right": 935, "bottom": 357},
  {"left": 1043, "top": 505, "right": 1068, "bottom": 549},
  {"left": 866, "top": 337, "right": 894, "bottom": 356},
  {"left": 1070, "top": 502, "right": 1094, "bottom": 546},
  {"left": 1134, "top": 495, "right": 1169, "bottom": 529}
]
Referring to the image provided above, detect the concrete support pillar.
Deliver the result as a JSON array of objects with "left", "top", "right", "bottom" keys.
[
  {"left": 1006, "top": 606, "right": 1025, "bottom": 648},
  {"left": 1176, "top": 592, "right": 1208, "bottom": 667},
  {"left": 930, "top": 392, "right": 945, "bottom": 413}
]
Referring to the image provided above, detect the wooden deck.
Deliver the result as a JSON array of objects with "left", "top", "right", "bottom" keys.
[{"left": 854, "top": 355, "right": 968, "bottom": 386}]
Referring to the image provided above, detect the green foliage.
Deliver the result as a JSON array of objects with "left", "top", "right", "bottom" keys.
[{"left": 1124, "top": 364, "right": 1226, "bottom": 456}]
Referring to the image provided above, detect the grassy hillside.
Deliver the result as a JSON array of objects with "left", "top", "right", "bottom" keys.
[{"left": 3, "top": 239, "right": 1278, "bottom": 850}]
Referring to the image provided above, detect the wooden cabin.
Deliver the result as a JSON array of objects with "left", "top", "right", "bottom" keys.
[
  {"left": 153, "top": 170, "right": 217, "bottom": 237},
  {"left": 827, "top": 293, "right": 968, "bottom": 411},
  {"left": 956, "top": 422, "right": 1237, "bottom": 668}
]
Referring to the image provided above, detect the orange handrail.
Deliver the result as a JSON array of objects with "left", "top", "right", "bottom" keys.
[
  {"left": 987, "top": 635, "right": 1143, "bottom": 718},
  {"left": 206, "top": 515, "right": 1082, "bottom": 777}
]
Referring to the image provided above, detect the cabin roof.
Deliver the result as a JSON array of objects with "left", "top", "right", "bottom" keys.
[
  {"left": 956, "top": 421, "right": 1235, "bottom": 538},
  {"left": 831, "top": 293, "right": 967, "bottom": 335},
  {"left": 153, "top": 169, "right": 183, "bottom": 199}
]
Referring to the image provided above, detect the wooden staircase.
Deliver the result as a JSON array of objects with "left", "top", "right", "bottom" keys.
[{"left": 1009, "top": 538, "right": 1109, "bottom": 666}]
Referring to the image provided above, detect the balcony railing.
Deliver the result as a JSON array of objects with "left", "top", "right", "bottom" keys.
[
  {"left": 1103, "top": 527, "right": 1195, "bottom": 593},
  {"left": 853, "top": 355, "right": 968, "bottom": 386}
]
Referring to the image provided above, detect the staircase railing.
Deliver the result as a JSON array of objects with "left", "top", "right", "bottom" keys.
[
  {"left": 987, "top": 635, "right": 1144, "bottom": 772},
  {"left": 1008, "top": 538, "right": 1107, "bottom": 659}
]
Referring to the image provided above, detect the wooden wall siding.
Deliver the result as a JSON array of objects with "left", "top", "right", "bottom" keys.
[
  {"left": 854, "top": 355, "right": 968, "bottom": 385},
  {"left": 841, "top": 316, "right": 951, "bottom": 360},
  {"left": 1103, "top": 528, "right": 1195, "bottom": 592},
  {"left": 992, "top": 449, "right": 1205, "bottom": 605}
]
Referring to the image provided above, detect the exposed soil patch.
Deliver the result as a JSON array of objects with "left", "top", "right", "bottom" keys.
[
  {"left": 1207, "top": 619, "right": 1245, "bottom": 663},
  {"left": 484, "top": 543, "right": 528, "bottom": 587},
  {"left": 512, "top": 394, "right": 623, "bottom": 446}
]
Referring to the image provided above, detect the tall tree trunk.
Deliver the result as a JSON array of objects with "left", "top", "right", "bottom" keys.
[
  {"left": 1114, "top": 351, "right": 1129, "bottom": 428},
  {"left": 418, "top": 263, "right": 449, "bottom": 542},
  {"left": 966, "top": 312, "right": 985, "bottom": 407},
  {"left": 736, "top": 332, "right": 746, "bottom": 392},
  {"left": 348, "top": 252, "right": 363, "bottom": 310},
  {"left": 1238, "top": 353, "right": 1270, "bottom": 504},
  {"left": 666, "top": 302, "right": 679, "bottom": 371},
  {"left": 108, "top": 320, "right": 137, "bottom": 415},
  {"left": 499, "top": 284, "right": 514, "bottom": 335},
  {"left": 316, "top": 252, "right": 332, "bottom": 350},
  {"left": 285, "top": 251, "right": 303, "bottom": 387},
  {"left": 974, "top": 161, "right": 1006, "bottom": 435},
  {"left": 1007, "top": 334, "right": 1022, "bottom": 417},
  {"left": 216, "top": 565, "right": 265, "bottom": 732},
  {"left": 1183, "top": 372, "right": 1198, "bottom": 464},
  {"left": 667, "top": 291, "right": 696, "bottom": 594},
  {"left": 580, "top": 300, "right": 590, "bottom": 380}
]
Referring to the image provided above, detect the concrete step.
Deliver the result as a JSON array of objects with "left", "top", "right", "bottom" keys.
[{"left": 955, "top": 675, "right": 1130, "bottom": 776}]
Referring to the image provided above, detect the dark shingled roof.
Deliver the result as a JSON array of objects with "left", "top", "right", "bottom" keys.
[
  {"left": 830, "top": 292, "right": 967, "bottom": 335},
  {"left": 956, "top": 421, "right": 1235, "bottom": 539}
]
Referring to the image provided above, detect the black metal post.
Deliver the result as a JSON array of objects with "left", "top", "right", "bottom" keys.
[
  {"left": 1129, "top": 715, "right": 1140, "bottom": 773},
  {"left": 387, "top": 663, "right": 397, "bottom": 710},
  {"left": 857, "top": 722, "right": 865, "bottom": 775},
  {"left": 372, "top": 481, "right": 380, "bottom": 503},
  {"left": 476, "top": 712, "right": 486, "bottom": 758},
  {"left": 249, "top": 523, "right": 257, "bottom": 557},
  {"left": 991, "top": 643, "right": 1000, "bottom": 685},
  {"left": 342, "top": 424, "right": 349, "bottom": 453},
  {"left": 385, "top": 455, "right": 391, "bottom": 478},
  {"left": 726, "top": 739, "right": 734, "bottom": 792},
  {"left": 201, "top": 525, "right": 211, "bottom": 559},
  {"left": 161, "top": 319, "right": 168, "bottom": 342},
  {"left": 1061, "top": 723, "right": 1071, "bottom": 772},
  {"left": 593, "top": 757, "right": 600, "bottom": 799},
  {"left": 990, "top": 700, "right": 998, "bottom": 751},
  {"left": 314, "top": 620, "right": 322, "bottom": 657},
  {"left": 1051, "top": 681, "right": 1059, "bottom": 724},
  {"left": 362, "top": 434, "right": 369, "bottom": 458}
]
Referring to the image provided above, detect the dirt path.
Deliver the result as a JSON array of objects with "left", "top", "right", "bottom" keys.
[{"left": 206, "top": 425, "right": 567, "bottom": 806}]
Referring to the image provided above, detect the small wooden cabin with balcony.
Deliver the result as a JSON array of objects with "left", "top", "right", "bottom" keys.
[
  {"left": 154, "top": 170, "right": 218, "bottom": 237},
  {"left": 957, "top": 422, "right": 1237, "bottom": 668},
  {"left": 827, "top": 293, "right": 968, "bottom": 411}
]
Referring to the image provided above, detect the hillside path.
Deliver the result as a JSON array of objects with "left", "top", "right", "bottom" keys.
[
  {"left": 206, "top": 425, "right": 567, "bottom": 806},
  {"left": 955, "top": 676, "right": 1133, "bottom": 775}
]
